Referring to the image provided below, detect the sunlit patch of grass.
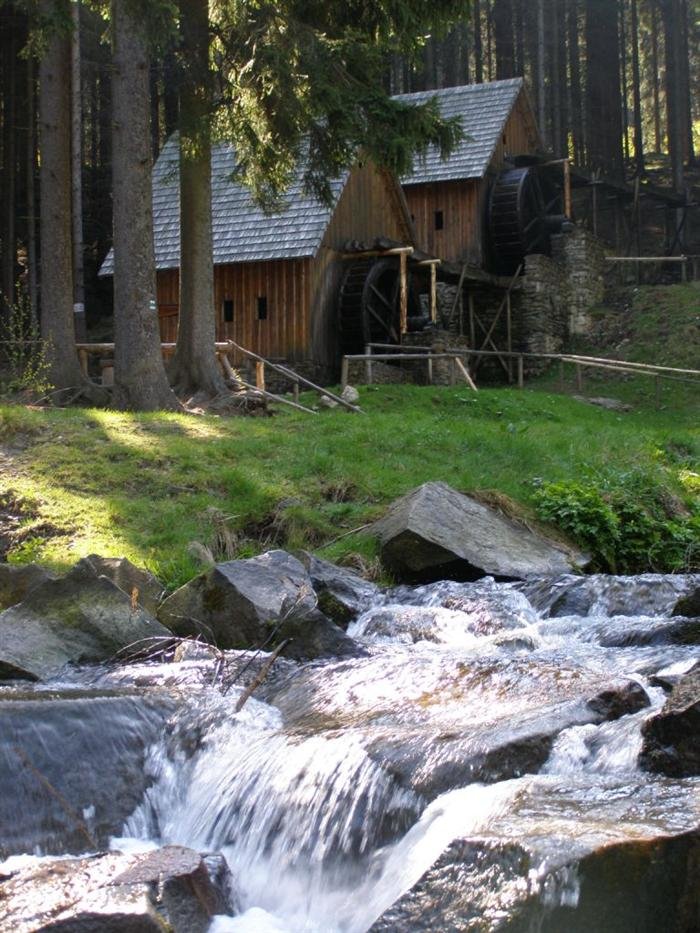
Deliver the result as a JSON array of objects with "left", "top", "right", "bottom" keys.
[{"left": 0, "top": 376, "right": 697, "bottom": 589}]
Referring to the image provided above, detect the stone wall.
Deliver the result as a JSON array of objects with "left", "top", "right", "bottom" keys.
[{"left": 552, "top": 226, "right": 606, "bottom": 336}]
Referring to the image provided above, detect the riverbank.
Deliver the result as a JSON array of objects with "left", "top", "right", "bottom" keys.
[{"left": 1, "top": 374, "right": 697, "bottom": 589}]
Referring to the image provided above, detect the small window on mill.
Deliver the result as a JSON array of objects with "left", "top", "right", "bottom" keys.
[
  {"left": 257, "top": 296, "right": 268, "bottom": 321},
  {"left": 222, "top": 298, "right": 234, "bottom": 323},
  {"left": 434, "top": 210, "right": 444, "bottom": 231}
]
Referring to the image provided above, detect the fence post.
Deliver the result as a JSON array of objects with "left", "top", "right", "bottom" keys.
[
  {"left": 340, "top": 356, "right": 349, "bottom": 390},
  {"left": 255, "top": 360, "right": 265, "bottom": 392},
  {"left": 364, "top": 344, "right": 373, "bottom": 385},
  {"left": 559, "top": 359, "right": 565, "bottom": 391},
  {"left": 517, "top": 355, "right": 524, "bottom": 389},
  {"left": 575, "top": 363, "right": 583, "bottom": 392},
  {"left": 655, "top": 375, "right": 662, "bottom": 409}
]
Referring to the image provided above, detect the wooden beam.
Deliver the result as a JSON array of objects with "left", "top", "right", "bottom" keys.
[
  {"left": 399, "top": 250, "right": 408, "bottom": 335},
  {"left": 255, "top": 360, "right": 265, "bottom": 392},
  {"left": 454, "top": 356, "right": 478, "bottom": 391},
  {"left": 430, "top": 263, "right": 438, "bottom": 323}
]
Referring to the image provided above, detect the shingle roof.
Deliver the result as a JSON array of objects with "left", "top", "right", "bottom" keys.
[
  {"left": 394, "top": 78, "right": 525, "bottom": 185},
  {"left": 100, "top": 138, "right": 348, "bottom": 274}
]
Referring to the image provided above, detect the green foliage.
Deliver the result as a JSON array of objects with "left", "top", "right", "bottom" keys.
[
  {"left": 210, "top": 1, "right": 465, "bottom": 206},
  {"left": 0, "top": 290, "right": 53, "bottom": 399},
  {"left": 534, "top": 475, "right": 700, "bottom": 574}
]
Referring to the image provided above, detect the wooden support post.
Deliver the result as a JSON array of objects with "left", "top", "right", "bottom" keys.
[
  {"left": 563, "top": 158, "right": 572, "bottom": 218},
  {"left": 575, "top": 363, "right": 583, "bottom": 391},
  {"left": 430, "top": 263, "right": 438, "bottom": 323},
  {"left": 293, "top": 381, "right": 300, "bottom": 403},
  {"left": 365, "top": 344, "right": 373, "bottom": 385},
  {"left": 468, "top": 291, "right": 475, "bottom": 348},
  {"left": 506, "top": 291, "right": 513, "bottom": 383},
  {"left": 559, "top": 359, "right": 565, "bottom": 391},
  {"left": 340, "top": 356, "right": 349, "bottom": 390},
  {"left": 399, "top": 250, "right": 408, "bottom": 335},
  {"left": 454, "top": 356, "right": 478, "bottom": 391},
  {"left": 681, "top": 258, "right": 688, "bottom": 283},
  {"left": 655, "top": 375, "right": 661, "bottom": 408},
  {"left": 78, "top": 348, "right": 88, "bottom": 377},
  {"left": 592, "top": 184, "right": 598, "bottom": 237},
  {"left": 449, "top": 356, "right": 457, "bottom": 386},
  {"left": 517, "top": 355, "right": 524, "bottom": 389},
  {"left": 255, "top": 360, "right": 265, "bottom": 392}
]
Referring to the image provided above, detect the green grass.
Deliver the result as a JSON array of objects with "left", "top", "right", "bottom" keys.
[{"left": 1, "top": 376, "right": 698, "bottom": 589}]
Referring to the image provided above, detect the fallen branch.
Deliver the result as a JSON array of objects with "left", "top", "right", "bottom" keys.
[{"left": 234, "top": 639, "right": 290, "bottom": 713}]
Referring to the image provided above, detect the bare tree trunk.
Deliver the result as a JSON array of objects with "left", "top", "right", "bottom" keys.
[
  {"left": 631, "top": 0, "right": 644, "bottom": 174},
  {"left": 680, "top": 0, "right": 695, "bottom": 164},
  {"left": 26, "top": 55, "right": 39, "bottom": 327},
  {"left": 650, "top": 0, "right": 663, "bottom": 153},
  {"left": 568, "top": 0, "right": 584, "bottom": 164},
  {"left": 38, "top": 0, "right": 86, "bottom": 392},
  {"left": 111, "top": 0, "right": 179, "bottom": 411},
  {"left": 1, "top": 9, "right": 17, "bottom": 321},
  {"left": 661, "top": 0, "right": 685, "bottom": 192},
  {"left": 620, "top": 2, "right": 630, "bottom": 164},
  {"left": 169, "top": 0, "right": 226, "bottom": 398},
  {"left": 585, "top": 0, "right": 624, "bottom": 181},
  {"left": 71, "top": 0, "right": 86, "bottom": 341},
  {"left": 493, "top": 0, "right": 515, "bottom": 78},
  {"left": 473, "top": 0, "right": 484, "bottom": 82},
  {"left": 537, "top": 0, "right": 547, "bottom": 148}
]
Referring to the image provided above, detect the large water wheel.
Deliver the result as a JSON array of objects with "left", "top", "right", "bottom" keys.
[
  {"left": 488, "top": 166, "right": 565, "bottom": 274},
  {"left": 338, "top": 257, "right": 421, "bottom": 355}
]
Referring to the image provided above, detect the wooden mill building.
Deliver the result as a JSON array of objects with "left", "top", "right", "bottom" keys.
[
  {"left": 395, "top": 78, "right": 544, "bottom": 273},
  {"left": 100, "top": 138, "right": 418, "bottom": 377}
]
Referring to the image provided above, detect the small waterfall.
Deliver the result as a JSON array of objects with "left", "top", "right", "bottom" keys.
[{"left": 4, "top": 571, "right": 700, "bottom": 930}]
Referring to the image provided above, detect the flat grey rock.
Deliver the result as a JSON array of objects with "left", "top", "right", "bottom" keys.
[{"left": 371, "top": 482, "right": 587, "bottom": 582}]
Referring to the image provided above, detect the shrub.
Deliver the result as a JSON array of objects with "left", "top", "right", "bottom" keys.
[{"left": 534, "top": 478, "right": 699, "bottom": 574}]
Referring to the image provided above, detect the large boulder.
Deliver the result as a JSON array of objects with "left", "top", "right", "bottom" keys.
[
  {"left": 298, "top": 551, "right": 381, "bottom": 626},
  {"left": 0, "top": 688, "right": 180, "bottom": 857},
  {"left": 673, "top": 586, "right": 700, "bottom": 618},
  {"left": 640, "top": 663, "right": 700, "bottom": 776},
  {"left": 158, "top": 550, "right": 362, "bottom": 660},
  {"left": 370, "top": 831, "right": 700, "bottom": 932},
  {"left": 0, "top": 565, "right": 172, "bottom": 682},
  {"left": 371, "top": 483, "right": 587, "bottom": 582},
  {"left": 74, "top": 554, "right": 165, "bottom": 615},
  {"left": 0, "top": 845, "right": 233, "bottom": 933},
  {"left": 0, "top": 562, "right": 55, "bottom": 611}
]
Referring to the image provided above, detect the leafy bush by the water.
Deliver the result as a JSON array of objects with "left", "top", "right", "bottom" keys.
[{"left": 534, "top": 478, "right": 699, "bottom": 574}]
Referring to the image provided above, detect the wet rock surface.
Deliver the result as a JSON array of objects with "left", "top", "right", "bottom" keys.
[
  {"left": 298, "top": 551, "right": 380, "bottom": 627},
  {"left": 673, "top": 586, "right": 700, "bottom": 618},
  {"left": 158, "top": 550, "right": 363, "bottom": 661},
  {"left": 371, "top": 482, "right": 587, "bottom": 582},
  {"left": 74, "top": 555, "right": 165, "bottom": 616},
  {"left": 0, "top": 563, "right": 55, "bottom": 611},
  {"left": 0, "top": 689, "right": 180, "bottom": 857},
  {"left": 370, "top": 831, "right": 700, "bottom": 933},
  {"left": 640, "top": 663, "right": 700, "bottom": 776},
  {"left": 0, "top": 845, "right": 233, "bottom": 933},
  {"left": 0, "top": 565, "right": 171, "bottom": 681}
]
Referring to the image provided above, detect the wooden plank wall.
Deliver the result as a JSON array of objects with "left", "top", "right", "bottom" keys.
[
  {"left": 156, "top": 161, "right": 412, "bottom": 371},
  {"left": 156, "top": 257, "right": 313, "bottom": 363},
  {"left": 309, "top": 161, "right": 415, "bottom": 369},
  {"left": 401, "top": 88, "right": 541, "bottom": 266},
  {"left": 403, "top": 179, "right": 481, "bottom": 265}
]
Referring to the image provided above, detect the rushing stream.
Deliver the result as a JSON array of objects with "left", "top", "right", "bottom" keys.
[{"left": 2, "top": 572, "right": 700, "bottom": 931}]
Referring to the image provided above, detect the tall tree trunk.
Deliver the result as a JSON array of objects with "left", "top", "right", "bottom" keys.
[
  {"left": 568, "top": 0, "right": 584, "bottom": 164},
  {"left": 650, "top": 0, "right": 663, "bottom": 153},
  {"left": 71, "top": 0, "right": 86, "bottom": 340},
  {"left": 661, "top": 0, "right": 685, "bottom": 192},
  {"left": 585, "top": 0, "right": 624, "bottom": 180},
  {"left": 537, "top": 0, "right": 547, "bottom": 148},
  {"left": 111, "top": 0, "right": 179, "bottom": 410},
  {"left": 169, "top": 0, "right": 226, "bottom": 398},
  {"left": 473, "top": 0, "right": 484, "bottom": 82},
  {"left": 630, "top": 0, "right": 644, "bottom": 173},
  {"left": 680, "top": 0, "right": 695, "bottom": 164},
  {"left": 494, "top": 0, "right": 515, "bottom": 78},
  {"left": 1, "top": 9, "right": 17, "bottom": 321},
  {"left": 163, "top": 49, "right": 179, "bottom": 136},
  {"left": 620, "top": 2, "right": 631, "bottom": 163},
  {"left": 150, "top": 62, "right": 161, "bottom": 159},
  {"left": 26, "top": 55, "right": 38, "bottom": 327},
  {"left": 38, "top": 0, "right": 86, "bottom": 391}
]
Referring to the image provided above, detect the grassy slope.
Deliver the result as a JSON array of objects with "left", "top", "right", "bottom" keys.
[{"left": 1, "top": 374, "right": 697, "bottom": 590}]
